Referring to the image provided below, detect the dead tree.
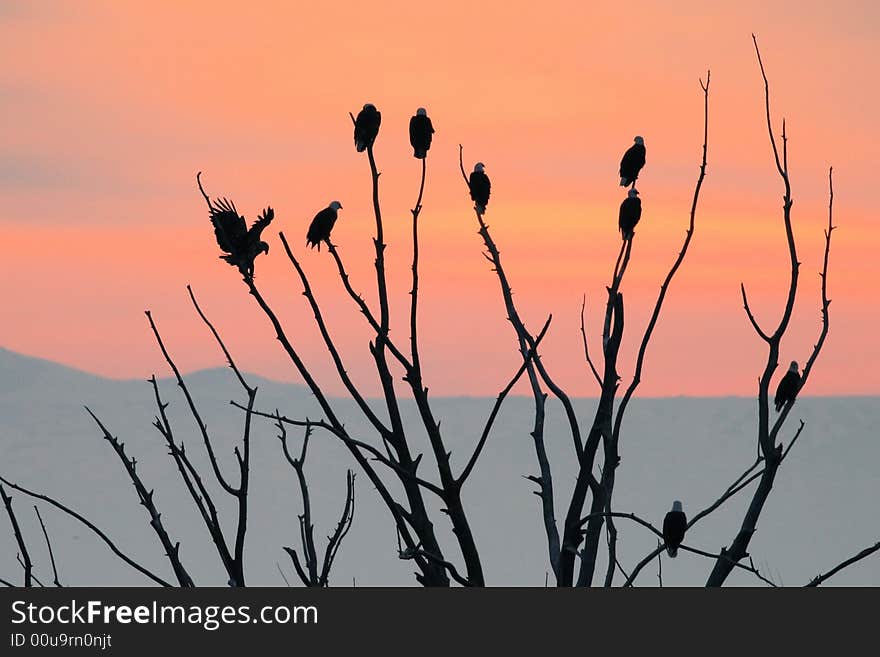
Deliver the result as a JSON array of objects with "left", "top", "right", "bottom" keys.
[
  {"left": 276, "top": 416, "right": 356, "bottom": 587},
  {"left": 206, "top": 125, "right": 550, "bottom": 586},
  {"left": 0, "top": 286, "right": 354, "bottom": 587},
  {"left": 703, "top": 35, "right": 834, "bottom": 586},
  {"left": 4, "top": 46, "right": 878, "bottom": 587},
  {"left": 458, "top": 73, "right": 710, "bottom": 586}
]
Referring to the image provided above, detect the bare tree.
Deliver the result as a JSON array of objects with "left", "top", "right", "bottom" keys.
[{"left": 3, "top": 42, "right": 878, "bottom": 588}]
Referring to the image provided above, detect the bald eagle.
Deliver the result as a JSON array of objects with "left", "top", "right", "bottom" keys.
[
  {"left": 197, "top": 172, "right": 273, "bottom": 278},
  {"left": 354, "top": 103, "right": 381, "bottom": 152},
  {"left": 307, "top": 201, "right": 343, "bottom": 251},
  {"left": 620, "top": 136, "right": 646, "bottom": 187},
  {"left": 619, "top": 188, "right": 642, "bottom": 240},
  {"left": 469, "top": 163, "right": 491, "bottom": 214},
  {"left": 663, "top": 501, "right": 687, "bottom": 558},
  {"left": 409, "top": 108, "right": 435, "bottom": 159},
  {"left": 774, "top": 361, "right": 802, "bottom": 412}
]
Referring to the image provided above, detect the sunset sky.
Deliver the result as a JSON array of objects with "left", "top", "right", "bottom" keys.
[{"left": 2, "top": 1, "right": 878, "bottom": 396}]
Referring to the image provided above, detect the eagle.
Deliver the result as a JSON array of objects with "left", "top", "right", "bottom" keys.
[
  {"left": 197, "top": 172, "right": 273, "bottom": 278},
  {"left": 409, "top": 107, "right": 435, "bottom": 159},
  {"left": 618, "top": 188, "right": 642, "bottom": 240},
  {"left": 306, "top": 201, "right": 343, "bottom": 251},
  {"left": 619, "top": 136, "right": 646, "bottom": 187},
  {"left": 354, "top": 103, "right": 381, "bottom": 152},
  {"left": 469, "top": 162, "right": 491, "bottom": 214},
  {"left": 774, "top": 361, "right": 802, "bottom": 412},
  {"left": 662, "top": 500, "right": 687, "bottom": 558}
]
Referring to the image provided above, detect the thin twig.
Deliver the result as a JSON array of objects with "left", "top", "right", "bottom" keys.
[
  {"left": 1, "top": 485, "right": 33, "bottom": 587},
  {"left": 0, "top": 476, "right": 172, "bottom": 587},
  {"left": 807, "top": 540, "right": 880, "bottom": 587},
  {"left": 34, "top": 506, "right": 61, "bottom": 586}
]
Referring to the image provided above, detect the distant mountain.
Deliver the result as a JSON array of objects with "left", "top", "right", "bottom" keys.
[{"left": 1, "top": 347, "right": 879, "bottom": 586}]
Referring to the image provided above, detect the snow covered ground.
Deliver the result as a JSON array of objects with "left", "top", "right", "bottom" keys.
[{"left": 1, "top": 347, "right": 878, "bottom": 586}]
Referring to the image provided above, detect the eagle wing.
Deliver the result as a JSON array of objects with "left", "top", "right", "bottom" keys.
[
  {"left": 248, "top": 207, "right": 274, "bottom": 241},
  {"left": 210, "top": 198, "right": 247, "bottom": 254}
]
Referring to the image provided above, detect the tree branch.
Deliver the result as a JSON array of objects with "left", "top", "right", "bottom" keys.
[
  {"left": 1, "top": 485, "right": 33, "bottom": 587},
  {"left": 0, "top": 477, "right": 172, "bottom": 587},
  {"left": 34, "top": 506, "right": 61, "bottom": 586}
]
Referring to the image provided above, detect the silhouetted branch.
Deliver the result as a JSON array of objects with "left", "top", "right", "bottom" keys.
[
  {"left": 85, "top": 407, "right": 193, "bottom": 587},
  {"left": 187, "top": 285, "right": 253, "bottom": 394},
  {"left": 278, "top": 232, "right": 392, "bottom": 439},
  {"left": 325, "top": 242, "right": 414, "bottom": 372},
  {"left": 145, "top": 310, "right": 237, "bottom": 496},
  {"left": 806, "top": 540, "right": 880, "bottom": 587},
  {"left": 1, "top": 485, "right": 33, "bottom": 587},
  {"left": 276, "top": 416, "right": 357, "bottom": 587},
  {"left": 320, "top": 470, "right": 356, "bottom": 586},
  {"left": 612, "top": 70, "right": 710, "bottom": 442},
  {"left": 460, "top": 144, "right": 565, "bottom": 579},
  {"left": 399, "top": 545, "right": 471, "bottom": 587},
  {"left": 458, "top": 315, "right": 552, "bottom": 487},
  {"left": 237, "top": 280, "right": 447, "bottom": 584},
  {"left": 0, "top": 476, "right": 172, "bottom": 586},
  {"left": 34, "top": 506, "right": 61, "bottom": 586},
  {"left": 706, "top": 40, "right": 832, "bottom": 587},
  {"left": 410, "top": 157, "right": 427, "bottom": 375},
  {"left": 740, "top": 283, "right": 771, "bottom": 342},
  {"left": 148, "top": 376, "right": 235, "bottom": 581},
  {"left": 580, "top": 296, "right": 602, "bottom": 387}
]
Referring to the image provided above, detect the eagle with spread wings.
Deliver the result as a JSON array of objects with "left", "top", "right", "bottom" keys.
[{"left": 197, "top": 172, "right": 274, "bottom": 278}]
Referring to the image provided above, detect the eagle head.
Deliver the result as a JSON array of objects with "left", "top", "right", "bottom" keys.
[
  {"left": 672, "top": 500, "right": 683, "bottom": 512},
  {"left": 634, "top": 136, "right": 645, "bottom": 145},
  {"left": 330, "top": 200, "right": 343, "bottom": 211},
  {"left": 474, "top": 162, "right": 485, "bottom": 173},
  {"left": 628, "top": 188, "right": 639, "bottom": 198},
  {"left": 789, "top": 361, "right": 799, "bottom": 372},
  {"left": 416, "top": 107, "right": 427, "bottom": 116},
  {"left": 363, "top": 103, "right": 375, "bottom": 111}
]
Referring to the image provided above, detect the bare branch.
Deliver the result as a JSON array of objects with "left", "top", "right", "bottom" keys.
[
  {"left": 34, "top": 506, "right": 61, "bottom": 586},
  {"left": 85, "top": 407, "right": 193, "bottom": 587},
  {"left": 187, "top": 285, "right": 253, "bottom": 394},
  {"left": 145, "top": 310, "right": 238, "bottom": 496},
  {"left": 0, "top": 477, "right": 172, "bottom": 587},
  {"left": 613, "top": 70, "right": 711, "bottom": 442},
  {"left": 458, "top": 315, "right": 552, "bottom": 486},
  {"left": 807, "top": 540, "right": 880, "bottom": 587},
  {"left": 740, "top": 283, "right": 772, "bottom": 342},
  {"left": 1, "top": 485, "right": 33, "bottom": 587},
  {"left": 580, "top": 296, "right": 602, "bottom": 387},
  {"left": 410, "top": 157, "right": 427, "bottom": 375},
  {"left": 277, "top": 232, "right": 392, "bottom": 439}
]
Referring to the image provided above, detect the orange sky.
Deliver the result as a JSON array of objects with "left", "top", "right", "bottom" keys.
[{"left": 2, "top": 1, "right": 878, "bottom": 396}]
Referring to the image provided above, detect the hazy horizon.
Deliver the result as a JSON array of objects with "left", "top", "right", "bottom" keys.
[{"left": 3, "top": 346, "right": 879, "bottom": 587}]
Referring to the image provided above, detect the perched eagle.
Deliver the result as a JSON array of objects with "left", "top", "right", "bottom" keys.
[
  {"left": 619, "top": 188, "right": 642, "bottom": 240},
  {"left": 774, "top": 361, "right": 802, "bottom": 412},
  {"left": 306, "top": 201, "right": 343, "bottom": 251},
  {"left": 663, "top": 500, "right": 687, "bottom": 558},
  {"left": 619, "top": 136, "right": 646, "bottom": 187},
  {"left": 469, "top": 162, "right": 491, "bottom": 214},
  {"left": 409, "top": 107, "right": 435, "bottom": 159},
  {"left": 197, "top": 172, "right": 273, "bottom": 278},
  {"left": 354, "top": 103, "right": 381, "bottom": 152}
]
